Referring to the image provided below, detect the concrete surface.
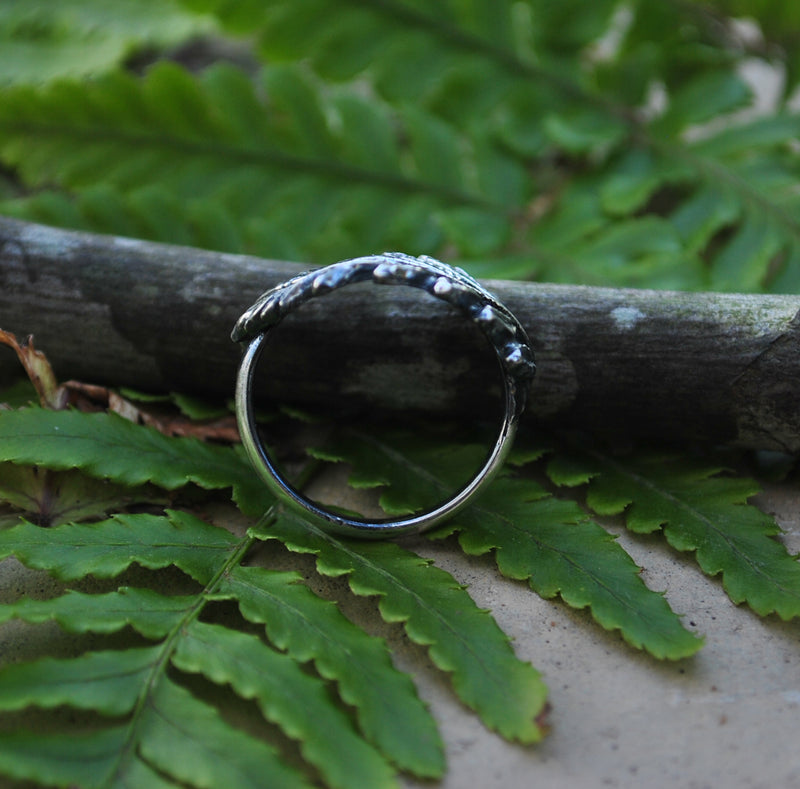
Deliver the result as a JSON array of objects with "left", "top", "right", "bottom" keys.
[{"left": 0, "top": 477, "right": 799, "bottom": 788}]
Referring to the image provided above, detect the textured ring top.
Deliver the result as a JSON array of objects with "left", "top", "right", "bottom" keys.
[{"left": 233, "top": 253, "right": 535, "bottom": 538}]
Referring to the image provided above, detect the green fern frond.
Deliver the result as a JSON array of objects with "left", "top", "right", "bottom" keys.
[
  {"left": 0, "top": 587, "right": 407, "bottom": 787},
  {"left": 0, "top": 407, "right": 271, "bottom": 515},
  {"left": 0, "top": 406, "right": 559, "bottom": 784},
  {"left": 223, "top": 563, "right": 445, "bottom": 776},
  {"left": 0, "top": 510, "right": 432, "bottom": 786},
  {"left": 3, "top": 0, "right": 799, "bottom": 285},
  {"left": 0, "top": 463, "right": 161, "bottom": 528},
  {"left": 0, "top": 581, "right": 430, "bottom": 785},
  {"left": 311, "top": 430, "right": 702, "bottom": 660},
  {"left": 0, "top": 186, "right": 256, "bottom": 256},
  {"left": 3, "top": 1, "right": 797, "bottom": 285},
  {"left": 173, "top": 0, "right": 800, "bottom": 290},
  {"left": 548, "top": 449, "right": 800, "bottom": 620},
  {"left": 0, "top": 61, "right": 516, "bottom": 263},
  {"left": 0, "top": 0, "right": 215, "bottom": 84},
  {"left": 254, "top": 510, "right": 548, "bottom": 743},
  {"left": 448, "top": 477, "right": 703, "bottom": 660}
]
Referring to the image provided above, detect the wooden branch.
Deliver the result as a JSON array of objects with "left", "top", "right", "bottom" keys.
[{"left": 1, "top": 217, "right": 799, "bottom": 451}]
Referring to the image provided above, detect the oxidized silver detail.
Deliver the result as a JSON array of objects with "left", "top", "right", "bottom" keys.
[{"left": 233, "top": 253, "right": 535, "bottom": 539}]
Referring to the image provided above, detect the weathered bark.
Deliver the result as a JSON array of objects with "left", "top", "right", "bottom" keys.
[{"left": 1, "top": 217, "right": 799, "bottom": 451}]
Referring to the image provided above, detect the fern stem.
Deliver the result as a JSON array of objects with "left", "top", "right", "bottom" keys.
[
  {"left": 106, "top": 451, "right": 331, "bottom": 783},
  {"left": 4, "top": 121, "right": 504, "bottom": 214},
  {"left": 648, "top": 133, "right": 800, "bottom": 246},
  {"left": 106, "top": 508, "right": 281, "bottom": 786},
  {"left": 350, "top": 0, "right": 642, "bottom": 126}
]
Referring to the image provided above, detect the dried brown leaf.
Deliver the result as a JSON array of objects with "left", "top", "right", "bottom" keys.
[
  {"left": 63, "top": 380, "right": 239, "bottom": 442},
  {"left": 0, "top": 330, "right": 67, "bottom": 410}
]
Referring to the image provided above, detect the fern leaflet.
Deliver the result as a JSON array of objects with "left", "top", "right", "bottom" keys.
[
  {"left": 255, "top": 510, "right": 548, "bottom": 743},
  {"left": 0, "top": 510, "right": 425, "bottom": 786},
  {"left": 310, "top": 430, "right": 702, "bottom": 660},
  {"left": 0, "top": 0, "right": 214, "bottom": 85},
  {"left": 0, "top": 407, "right": 271, "bottom": 516},
  {"left": 548, "top": 449, "right": 800, "bottom": 620}
]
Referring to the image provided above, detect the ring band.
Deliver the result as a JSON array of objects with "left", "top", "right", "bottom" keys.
[{"left": 233, "top": 253, "right": 535, "bottom": 538}]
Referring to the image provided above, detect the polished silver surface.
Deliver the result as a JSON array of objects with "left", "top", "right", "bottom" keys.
[{"left": 234, "top": 253, "right": 535, "bottom": 538}]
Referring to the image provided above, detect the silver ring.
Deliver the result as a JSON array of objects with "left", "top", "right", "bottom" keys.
[{"left": 233, "top": 253, "right": 535, "bottom": 539}]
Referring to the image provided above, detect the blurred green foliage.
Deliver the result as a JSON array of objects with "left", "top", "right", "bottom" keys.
[{"left": 0, "top": 0, "right": 798, "bottom": 291}]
